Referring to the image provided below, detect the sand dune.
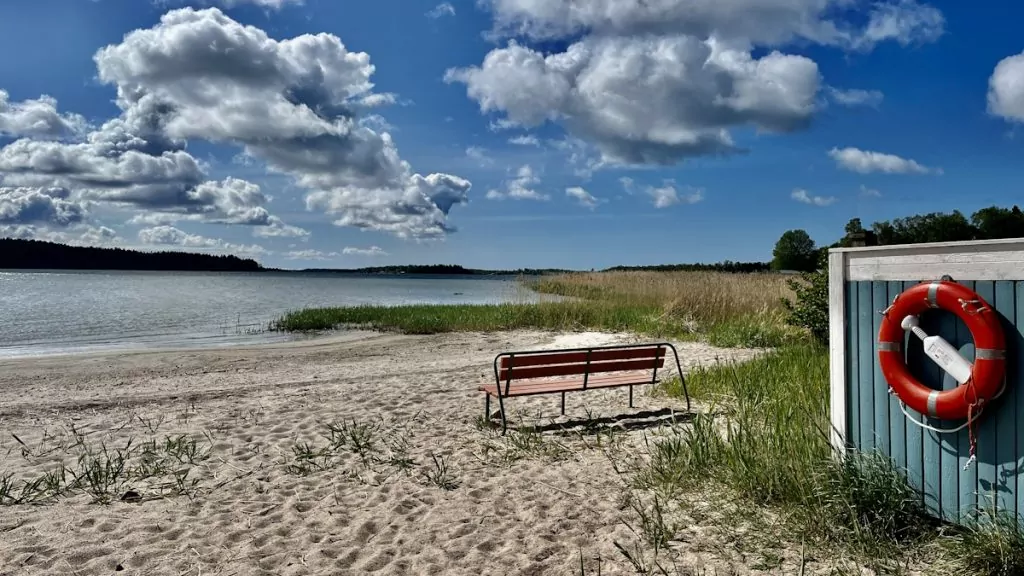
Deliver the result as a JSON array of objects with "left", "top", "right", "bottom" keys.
[{"left": 0, "top": 330, "right": 766, "bottom": 575}]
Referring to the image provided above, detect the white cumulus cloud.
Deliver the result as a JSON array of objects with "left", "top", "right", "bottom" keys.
[
  {"left": 466, "top": 146, "right": 493, "bottom": 166},
  {"left": 1, "top": 224, "right": 121, "bottom": 246},
  {"left": 479, "top": 0, "right": 943, "bottom": 49},
  {"left": 286, "top": 249, "right": 340, "bottom": 260},
  {"left": 138, "top": 225, "right": 267, "bottom": 255},
  {"left": 0, "top": 186, "right": 87, "bottom": 227},
  {"left": 447, "top": 37, "right": 820, "bottom": 166},
  {"left": 565, "top": 186, "right": 599, "bottom": 209},
  {"left": 342, "top": 246, "right": 388, "bottom": 256},
  {"left": 509, "top": 135, "right": 540, "bottom": 146},
  {"left": 826, "top": 87, "right": 884, "bottom": 108},
  {"left": 988, "top": 52, "right": 1024, "bottom": 123},
  {"left": 486, "top": 165, "right": 548, "bottom": 200},
  {"left": 426, "top": 2, "right": 456, "bottom": 18},
  {"left": 645, "top": 181, "right": 703, "bottom": 208},
  {"left": 860, "top": 185, "right": 882, "bottom": 198},
  {"left": 0, "top": 90, "right": 89, "bottom": 139},
  {"left": 449, "top": 0, "right": 944, "bottom": 169},
  {"left": 169, "top": 0, "right": 303, "bottom": 9},
  {"left": 89, "top": 8, "right": 470, "bottom": 239},
  {"left": 828, "top": 147, "right": 939, "bottom": 174},
  {"left": 791, "top": 188, "right": 837, "bottom": 206}
]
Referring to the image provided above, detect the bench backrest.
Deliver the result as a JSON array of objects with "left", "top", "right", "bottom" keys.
[{"left": 498, "top": 345, "right": 666, "bottom": 382}]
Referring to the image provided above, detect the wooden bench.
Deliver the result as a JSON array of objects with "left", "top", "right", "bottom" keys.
[{"left": 478, "top": 342, "right": 689, "bottom": 433}]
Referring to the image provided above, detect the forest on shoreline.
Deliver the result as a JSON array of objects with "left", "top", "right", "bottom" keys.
[{"left": 3, "top": 205, "right": 1023, "bottom": 274}]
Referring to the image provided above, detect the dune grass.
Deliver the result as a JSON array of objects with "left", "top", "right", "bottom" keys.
[
  {"left": 272, "top": 270, "right": 805, "bottom": 348},
  {"left": 651, "top": 345, "right": 938, "bottom": 563},
  {"left": 648, "top": 344, "right": 1024, "bottom": 573}
]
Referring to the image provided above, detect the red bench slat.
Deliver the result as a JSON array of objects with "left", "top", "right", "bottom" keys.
[
  {"left": 498, "top": 357, "right": 664, "bottom": 381},
  {"left": 480, "top": 372, "right": 654, "bottom": 397},
  {"left": 498, "top": 346, "right": 665, "bottom": 369}
]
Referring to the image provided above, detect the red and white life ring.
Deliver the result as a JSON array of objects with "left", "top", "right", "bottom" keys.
[{"left": 877, "top": 280, "right": 1006, "bottom": 421}]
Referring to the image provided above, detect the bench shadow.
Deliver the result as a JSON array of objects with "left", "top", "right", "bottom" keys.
[{"left": 506, "top": 408, "right": 695, "bottom": 436}]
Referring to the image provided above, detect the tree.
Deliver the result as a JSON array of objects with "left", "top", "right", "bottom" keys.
[
  {"left": 844, "top": 217, "right": 865, "bottom": 236},
  {"left": 771, "top": 229, "right": 817, "bottom": 272},
  {"left": 871, "top": 211, "right": 975, "bottom": 245},
  {"left": 971, "top": 205, "right": 1024, "bottom": 240}
]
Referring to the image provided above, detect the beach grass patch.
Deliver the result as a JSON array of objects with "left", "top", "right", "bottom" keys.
[
  {"left": 422, "top": 452, "right": 460, "bottom": 491},
  {"left": 325, "top": 418, "right": 380, "bottom": 464},
  {"left": 68, "top": 442, "right": 132, "bottom": 504},
  {"left": 645, "top": 343, "right": 938, "bottom": 563},
  {"left": 286, "top": 442, "right": 334, "bottom": 476}
]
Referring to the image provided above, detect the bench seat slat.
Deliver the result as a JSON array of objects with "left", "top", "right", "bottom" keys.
[
  {"left": 499, "top": 346, "right": 665, "bottom": 369},
  {"left": 499, "top": 357, "right": 664, "bottom": 381},
  {"left": 479, "top": 371, "right": 656, "bottom": 397}
]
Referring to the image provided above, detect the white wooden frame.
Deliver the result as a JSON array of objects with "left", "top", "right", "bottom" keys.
[
  {"left": 840, "top": 237, "right": 1024, "bottom": 282},
  {"left": 827, "top": 237, "right": 1024, "bottom": 457},
  {"left": 828, "top": 250, "right": 848, "bottom": 457}
]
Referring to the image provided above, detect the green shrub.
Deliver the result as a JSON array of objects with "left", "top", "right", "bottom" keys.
[{"left": 782, "top": 251, "right": 829, "bottom": 343}]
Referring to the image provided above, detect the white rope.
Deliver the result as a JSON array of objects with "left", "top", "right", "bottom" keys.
[
  {"left": 896, "top": 381, "right": 1006, "bottom": 434},
  {"left": 899, "top": 400, "right": 975, "bottom": 434}
]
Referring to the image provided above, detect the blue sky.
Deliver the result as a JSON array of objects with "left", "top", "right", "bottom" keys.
[{"left": 1, "top": 0, "right": 1024, "bottom": 270}]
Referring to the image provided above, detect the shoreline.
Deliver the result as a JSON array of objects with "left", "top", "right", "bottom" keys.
[
  {"left": 0, "top": 328, "right": 369, "bottom": 362},
  {"left": 0, "top": 328, "right": 767, "bottom": 575}
]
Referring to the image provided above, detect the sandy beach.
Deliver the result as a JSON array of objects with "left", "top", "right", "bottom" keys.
[{"left": 0, "top": 330, "right": 764, "bottom": 576}]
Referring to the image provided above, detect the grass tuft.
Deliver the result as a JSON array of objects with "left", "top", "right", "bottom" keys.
[
  {"left": 67, "top": 442, "right": 132, "bottom": 504},
  {"left": 325, "top": 418, "right": 380, "bottom": 464},
  {"left": 422, "top": 452, "right": 460, "bottom": 491},
  {"left": 938, "top": 508, "right": 1024, "bottom": 576}
]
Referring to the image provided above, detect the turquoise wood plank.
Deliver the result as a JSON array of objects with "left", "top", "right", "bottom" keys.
[
  {"left": 873, "top": 282, "right": 891, "bottom": 457},
  {"left": 957, "top": 281, "right": 978, "bottom": 521},
  {"left": 974, "top": 281, "right": 998, "bottom": 515},
  {"left": 993, "top": 281, "right": 1016, "bottom": 517},
  {"left": 1016, "top": 281, "right": 1024, "bottom": 524},
  {"left": 846, "top": 282, "right": 860, "bottom": 450},
  {"left": 918, "top": 290, "right": 944, "bottom": 517},
  {"left": 903, "top": 280, "right": 925, "bottom": 498},
  {"left": 936, "top": 293, "right": 968, "bottom": 522},
  {"left": 937, "top": 291, "right": 966, "bottom": 520},
  {"left": 887, "top": 281, "right": 907, "bottom": 475},
  {"left": 857, "top": 282, "right": 876, "bottom": 453}
]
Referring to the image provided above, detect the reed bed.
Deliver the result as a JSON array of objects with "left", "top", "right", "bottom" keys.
[
  {"left": 273, "top": 270, "right": 804, "bottom": 348},
  {"left": 531, "top": 270, "right": 793, "bottom": 325}
]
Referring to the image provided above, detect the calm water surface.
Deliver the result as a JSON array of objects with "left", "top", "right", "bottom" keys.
[{"left": 0, "top": 270, "right": 539, "bottom": 358}]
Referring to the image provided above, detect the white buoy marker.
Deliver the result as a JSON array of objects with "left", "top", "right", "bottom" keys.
[{"left": 901, "top": 315, "right": 973, "bottom": 384}]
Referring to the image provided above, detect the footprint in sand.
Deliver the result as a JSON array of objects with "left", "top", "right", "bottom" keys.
[
  {"left": 354, "top": 519, "right": 378, "bottom": 544},
  {"left": 450, "top": 522, "right": 476, "bottom": 539},
  {"left": 335, "top": 548, "right": 361, "bottom": 568},
  {"left": 360, "top": 548, "right": 396, "bottom": 572}
]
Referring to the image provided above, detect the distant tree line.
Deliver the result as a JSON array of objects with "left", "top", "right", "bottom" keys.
[
  {"left": 603, "top": 261, "right": 771, "bottom": 273},
  {"left": 291, "top": 264, "right": 573, "bottom": 275},
  {"left": 0, "top": 239, "right": 263, "bottom": 272},
  {"left": 771, "top": 205, "right": 1024, "bottom": 272},
  {"left": 777, "top": 205, "right": 1024, "bottom": 343}
]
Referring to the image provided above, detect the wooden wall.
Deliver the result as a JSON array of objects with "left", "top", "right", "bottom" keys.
[{"left": 843, "top": 279, "right": 1024, "bottom": 523}]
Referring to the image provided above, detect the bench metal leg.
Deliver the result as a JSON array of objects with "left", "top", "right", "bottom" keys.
[
  {"left": 629, "top": 385, "right": 634, "bottom": 408},
  {"left": 485, "top": 394, "right": 491, "bottom": 421},
  {"left": 560, "top": 392, "right": 566, "bottom": 416},
  {"left": 497, "top": 393, "right": 508, "bottom": 435}
]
